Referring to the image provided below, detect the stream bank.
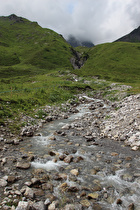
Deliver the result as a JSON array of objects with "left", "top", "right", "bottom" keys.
[{"left": 0, "top": 86, "right": 140, "bottom": 209}]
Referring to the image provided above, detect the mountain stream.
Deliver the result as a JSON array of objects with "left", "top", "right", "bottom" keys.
[{"left": 20, "top": 98, "right": 140, "bottom": 209}]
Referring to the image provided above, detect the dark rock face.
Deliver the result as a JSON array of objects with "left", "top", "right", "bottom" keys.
[
  {"left": 8, "top": 14, "right": 24, "bottom": 23},
  {"left": 115, "top": 26, "right": 140, "bottom": 42},
  {"left": 67, "top": 35, "right": 94, "bottom": 47},
  {"left": 70, "top": 47, "right": 89, "bottom": 69}
]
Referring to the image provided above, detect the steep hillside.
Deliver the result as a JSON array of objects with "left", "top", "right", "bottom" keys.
[
  {"left": 0, "top": 14, "right": 73, "bottom": 78},
  {"left": 74, "top": 42, "right": 140, "bottom": 85},
  {"left": 115, "top": 26, "right": 140, "bottom": 42}
]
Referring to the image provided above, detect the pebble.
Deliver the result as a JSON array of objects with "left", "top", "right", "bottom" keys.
[{"left": 70, "top": 169, "right": 79, "bottom": 176}]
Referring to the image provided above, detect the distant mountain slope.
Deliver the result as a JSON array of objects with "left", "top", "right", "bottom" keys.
[
  {"left": 67, "top": 35, "right": 94, "bottom": 47},
  {"left": 75, "top": 42, "right": 140, "bottom": 84},
  {"left": 0, "top": 14, "right": 73, "bottom": 78},
  {"left": 115, "top": 26, "right": 140, "bottom": 42}
]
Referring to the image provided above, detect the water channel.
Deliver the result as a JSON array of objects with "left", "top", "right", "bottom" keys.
[{"left": 22, "top": 99, "right": 140, "bottom": 209}]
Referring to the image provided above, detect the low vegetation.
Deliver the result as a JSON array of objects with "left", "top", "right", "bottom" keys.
[
  {"left": 0, "top": 14, "right": 73, "bottom": 79},
  {"left": 74, "top": 42, "right": 140, "bottom": 93},
  {"left": 0, "top": 15, "right": 140, "bottom": 135}
]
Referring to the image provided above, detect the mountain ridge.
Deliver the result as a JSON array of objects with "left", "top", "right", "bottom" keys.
[{"left": 115, "top": 26, "right": 140, "bottom": 42}]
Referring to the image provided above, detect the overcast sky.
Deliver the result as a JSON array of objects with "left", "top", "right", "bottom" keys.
[{"left": 0, "top": 0, "right": 140, "bottom": 44}]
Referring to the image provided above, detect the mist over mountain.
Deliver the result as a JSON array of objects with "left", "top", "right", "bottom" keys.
[
  {"left": 115, "top": 26, "right": 140, "bottom": 42},
  {"left": 67, "top": 35, "right": 94, "bottom": 48}
]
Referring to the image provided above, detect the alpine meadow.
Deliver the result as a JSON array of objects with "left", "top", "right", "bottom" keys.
[{"left": 0, "top": 14, "right": 140, "bottom": 133}]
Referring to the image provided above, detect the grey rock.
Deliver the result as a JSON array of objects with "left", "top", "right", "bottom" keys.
[
  {"left": 128, "top": 203, "right": 135, "bottom": 210},
  {"left": 64, "top": 204, "right": 83, "bottom": 210},
  {"left": 24, "top": 187, "right": 35, "bottom": 199},
  {"left": 16, "top": 162, "right": 31, "bottom": 169},
  {"left": 16, "top": 201, "right": 30, "bottom": 210},
  {"left": 0, "top": 179, "right": 7, "bottom": 187},
  {"left": 64, "top": 155, "right": 73, "bottom": 163},
  {"left": 44, "top": 198, "right": 51, "bottom": 207},
  {"left": 32, "top": 201, "right": 45, "bottom": 210}
]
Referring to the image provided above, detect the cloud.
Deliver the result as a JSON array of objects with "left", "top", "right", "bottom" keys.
[{"left": 0, "top": 0, "right": 140, "bottom": 44}]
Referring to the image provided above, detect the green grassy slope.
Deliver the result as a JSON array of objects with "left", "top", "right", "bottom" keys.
[
  {"left": 0, "top": 14, "right": 73, "bottom": 78},
  {"left": 75, "top": 42, "right": 140, "bottom": 86},
  {"left": 0, "top": 15, "right": 140, "bottom": 134}
]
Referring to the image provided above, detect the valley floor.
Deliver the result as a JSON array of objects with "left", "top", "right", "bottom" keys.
[{"left": 0, "top": 85, "right": 140, "bottom": 209}]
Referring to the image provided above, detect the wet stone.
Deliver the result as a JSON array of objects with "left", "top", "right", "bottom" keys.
[
  {"left": 31, "top": 177, "right": 41, "bottom": 185},
  {"left": 44, "top": 199, "right": 51, "bottom": 208},
  {"left": 73, "top": 156, "right": 84, "bottom": 163},
  {"left": 87, "top": 192, "right": 99, "bottom": 199},
  {"left": 59, "top": 154, "right": 66, "bottom": 160},
  {"left": 67, "top": 186, "right": 79, "bottom": 192},
  {"left": 53, "top": 173, "right": 65, "bottom": 181},
  {"left": 125, "top": 156, "right": 132, "bottom": 161},
  {"left": 125, "top": 163, "right": 131, "bottom": 168},
  {"left": 48, "top": 135, "right": 56, "bottom": 141},
  {"left": 116, "top": 198, "right": 123, "bottom": 205},
  {"left": 92, "top": 185, "right": 102, "bottom": 192},
  {"left": 93, "top": 204, "right": 102, "bottom": 210},
  {"left": 80, "top": 191, "right": 86, "bottom": 197},
  {"left": 90, "top": 169, "right": 97, "bottom": 175},
  {"left": 16, "top": 162, "right": 31, "bottom": 169},
  {"left": 134, "top": 173, "right": 140, "bottom": 177},
  {"left": 4, "top": 139, "right": 14, "bottom": 144},
  {"left": 59, "top": 183, "right": 68, "bottom": 192},
  {"left": 48, "top": 201, "right": 58, "bottom": 210},
  {"left": 128, "top": 203, "right": 135, "bottom": 210},
  {"left": 64, "top": 155, "right": 73, "bottom": 163},
  {"left": 122, "top": 174, "right": 133, "bottom": 182},
  {"left": 111, "top": 152, "right": 119, "bottom": 156},
  {"left": 107, "top": 196, "right": 115, "bottom": 204},
  {"left": 48, "top": 151, "right": 56, "bottom": 156},
  {"left": 7, "top": 176, "right": 17, "bottom": 183},
  {"left": 80, "top": 199, "right": 91, "bottom": 208},
  {"left": 70, "top": 169, "right": 79, "bottom": 176}
]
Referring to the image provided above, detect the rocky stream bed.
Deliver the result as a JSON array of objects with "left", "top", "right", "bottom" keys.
[{"left": 0, "top": 89, "right": 140, "bottom": 209}]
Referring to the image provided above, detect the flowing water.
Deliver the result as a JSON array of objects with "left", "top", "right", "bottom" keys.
[{"left": 22, "top": 99, "right": 140, "bottom": 209}]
